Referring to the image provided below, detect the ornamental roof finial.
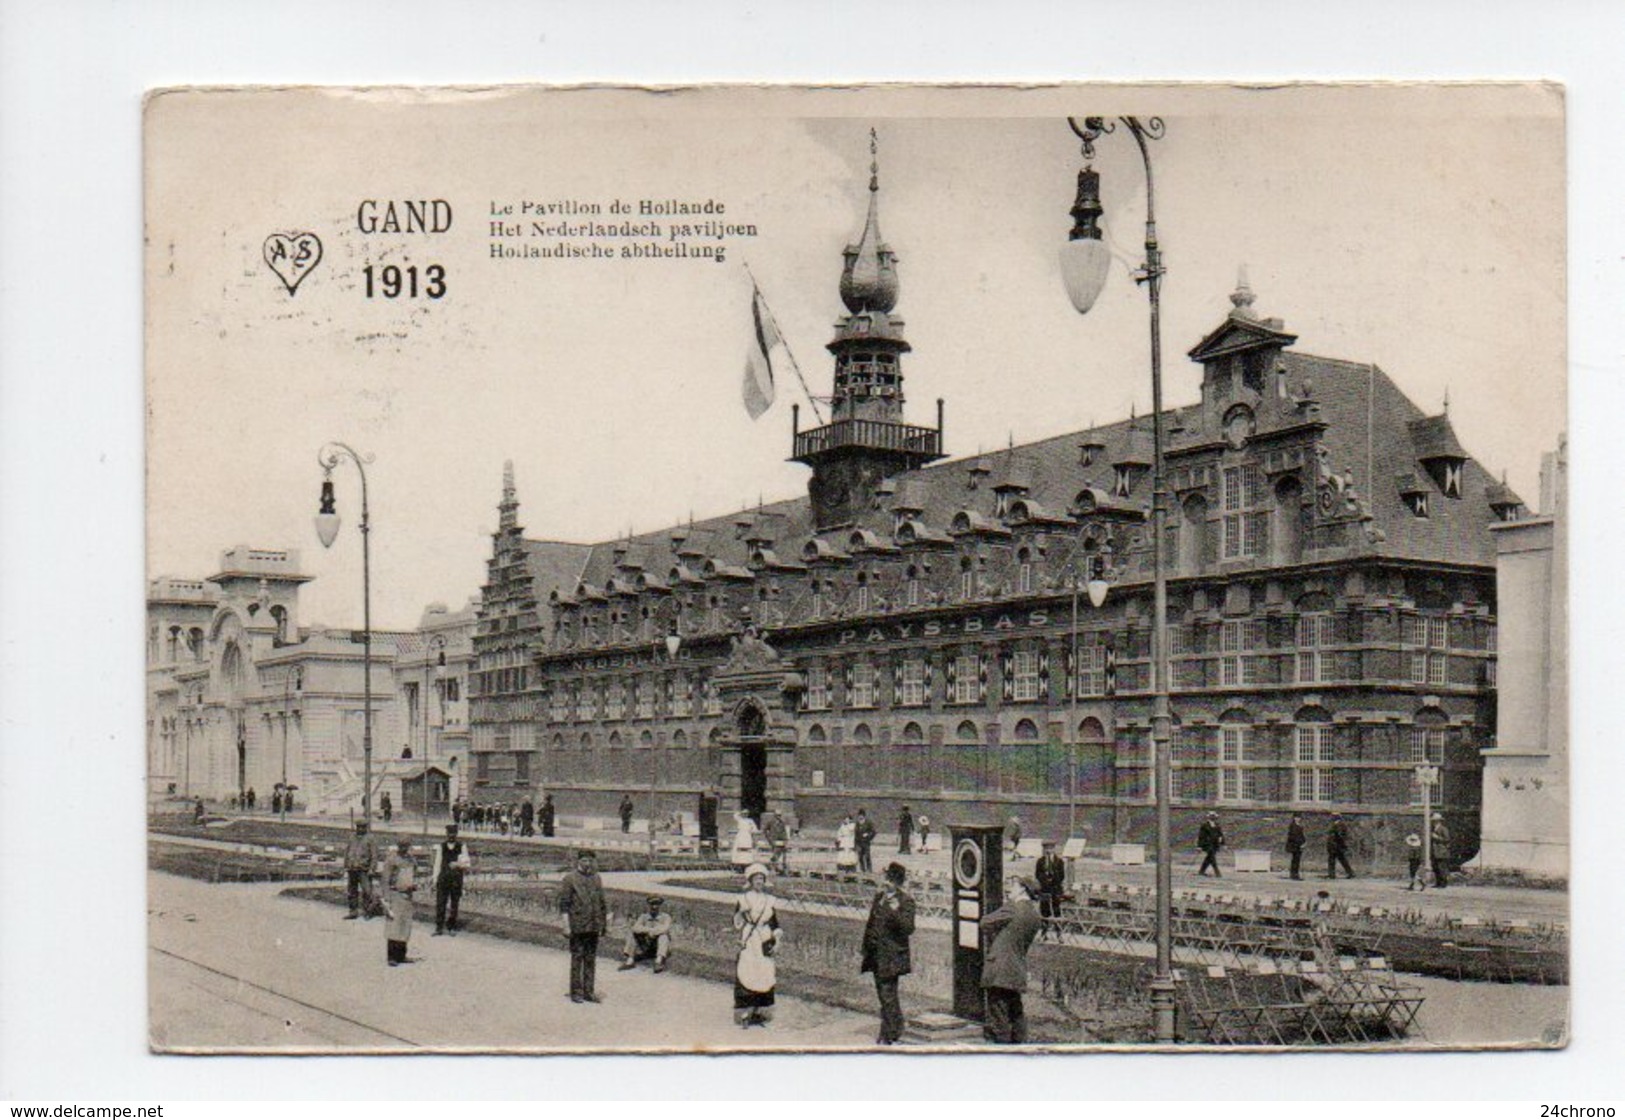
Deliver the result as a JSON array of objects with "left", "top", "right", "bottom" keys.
[{"left": 839, "top": 127, "right": 899, "bottom": 314}]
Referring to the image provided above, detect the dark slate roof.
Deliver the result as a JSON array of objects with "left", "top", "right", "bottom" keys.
[
  {"left": 527, "top": 334, "right": 1513, "bottom": 583},
  {"left": 520, "top": 540, "right": 592, "bottom": 636}
]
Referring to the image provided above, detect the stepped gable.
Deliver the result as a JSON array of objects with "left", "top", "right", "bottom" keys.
[{"left": 518, "top": 539, "right": 592, "bottom": 636}]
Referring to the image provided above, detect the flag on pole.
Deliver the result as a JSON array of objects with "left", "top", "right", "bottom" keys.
[{"left": 744, "top": 284, "right": 780, "bottom": 420}]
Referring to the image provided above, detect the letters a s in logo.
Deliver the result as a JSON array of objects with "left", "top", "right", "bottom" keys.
[{"left": 263, "top": 231, "right": 324, "bottom": 295}]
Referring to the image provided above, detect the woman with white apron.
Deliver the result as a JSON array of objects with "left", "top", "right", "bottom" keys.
[
  {"left": 381, "top": 837, "right": 418, "bottom": 966},
  {"left": 730, "top": 811, "right": 759, "bottom": 868},
  {"left": 835, "top": 814, "right": 858, "bottom": 870},
  {"left": 732, "top": 863, "right": 782, "bottom": 1027}
]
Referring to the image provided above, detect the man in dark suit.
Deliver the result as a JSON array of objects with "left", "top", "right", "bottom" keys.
[
  {"left": 860, "top": 862, "right": 917, "bottom": 1045},
  {"left": 854, "top": 810, "right": 876, "bottom": 873},
  {"left": 540, "top": 793, "right": 556, "bottom": 838},
  {"left": 1285, "top": 814, "right": 1306, "bottom": 880},
  {"left": 1034, "top": 840, "right": 1067, "bottom": 939},
  {"left": 980, "top": 876, "right": 1043, "bottom": 1043},
  {"left": 1198, "top": 811, "right": 1224, "bottom": 877},
  {"left": 1326, "top": 813, "right": 1355, "bottom": 879},
  {"left": 896, "top": 805, "right": 914, "bottom": 855},
  {"left": 558, "top": 849, "right": 607, "bottom": 1002}
]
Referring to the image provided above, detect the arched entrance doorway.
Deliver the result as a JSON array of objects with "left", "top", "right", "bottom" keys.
[{"left": 737, "top": 701, "right": 768, "bottom": 822}]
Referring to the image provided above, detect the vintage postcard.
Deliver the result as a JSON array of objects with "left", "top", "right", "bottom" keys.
[{"left": 144, "top": 83, "right": 1567, "bottom": 1053}]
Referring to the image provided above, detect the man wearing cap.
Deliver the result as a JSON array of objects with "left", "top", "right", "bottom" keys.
[
  {"left": 980, "top": 876, "right": 1042, "bottom": 1044},
  {"left": 1429, "top": 813, "right": 1452, "bottom": 889},
  {"left": 1034, "top": 840, "right": 1067, "bottom": 938},
  {"left": 558, "top": 849, "right": 607, "bottom": 1002},
  {"left": 343, "top": 820, "right": 380, "bottom": 920},
  {"left": 619, "top": 895, "right": 674, "bottom": 973},
  {"left": 1198, "top": 812, "right": 1225, "bottom": 877},
  {"left": 860, "top": 862, "right": 917, "bottom": 1045},
  {"left": 432, "top": 823, "right": 472, "bottom": 936},
  {"left": 380, "top": 837, "right": 418, "bottom": 966}
]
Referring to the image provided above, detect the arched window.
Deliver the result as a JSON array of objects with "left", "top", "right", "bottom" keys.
[
  {"left": 1293, "top": 705, "right": 1333, "bottom": 804},
  {"left": 188, "top": 627, "right": 205, "bottom": 661},
  {"left": 853, "top": 723, "right": 874, "bottom": 745},
  {"left": 672, "top": 729, "right": 688, "bottom": 748},
  {"left": 1218, "top": 707, "right": 1253, "bottom": 803},
  {"left": 708, "top": 726, "right": 723, "bottom": 745},
  {"left": 806, "top": 723, "right": 827, "bottom": 745},
  {"left": 955, "top": 719, "right": 979, "bottom": 742},
  {"left": 1013, "top": 718, "right": 1040, "bottom": 741},
  {"left": 638, "top": 730, "right": 653, "bottom": 748},
  {"left": 608, "top": 731, "right": 623, "bottom": 749},
  {"left": 580, "top": 732, "right": 594, "bottom": 750},
  {"left": 1180, "top": 494, "right": 1209, "bottom": 576},
  {"left": 901, "top": 721, "right": 925, "bottom": 744}
]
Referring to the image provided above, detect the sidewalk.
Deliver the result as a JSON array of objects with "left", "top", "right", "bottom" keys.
[{"left": 149, "top": 869, "right": 878, "bottom": 1052}]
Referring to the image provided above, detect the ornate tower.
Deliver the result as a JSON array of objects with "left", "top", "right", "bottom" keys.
[{"left": 792, "top": 129, "right": 944, "bottom": 530}]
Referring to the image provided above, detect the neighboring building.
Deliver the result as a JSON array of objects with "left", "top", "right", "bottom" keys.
[
  {"left": 466, "top": 148, "right": 1515, "bottom": 861},
  {"left": 146, "top": 545, "right": 474, "bottom": 817},
  {"left": 388, "top": 598, "right": 478, "bottom": 809},
  {"left": 1476, "top": 438, "right": 1567, "bottom": 876}
]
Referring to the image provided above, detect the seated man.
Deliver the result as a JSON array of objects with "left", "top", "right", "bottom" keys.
[{"left": 619, "top": 895, "right": 673, "bottom": 973}]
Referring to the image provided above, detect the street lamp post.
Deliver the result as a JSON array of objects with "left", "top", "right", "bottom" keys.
[
  {"left": 423, "top": 634, "right": 447, "bottom": 840},
  {"left": 315, "top": 441, "right": 376, "bottom": 826},
  {"left": 1416, "top": 763, "right": 1440, "bottom": 878},
  {"left": 1060, "top": 114, "right": 1177, "bottom": 1043},
  {"left": 652, "top": 628, "right": 683, "bottom": 860},
  {"left": 1066, "top": 552, "right": 1112, "bottom": 842}
]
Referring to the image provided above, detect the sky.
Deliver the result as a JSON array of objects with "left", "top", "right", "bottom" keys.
[{"left": 145, "top": 84, "right": 1565, "bottom": 631}]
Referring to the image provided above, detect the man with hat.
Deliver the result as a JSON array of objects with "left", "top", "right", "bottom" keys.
[
  {"left": 380, "top": 836, "right": 419, "bottom": 966},
  {"left": 860, "top": 862, "right": 917, "bottom": 1045},
  {"left": 1326, "top": 812, "right": 1355, "bottom": 880},
  {"left": 1034, "top": 840, "right": 1067, "bottom": 938},
  {"left": 1429, "top": 813, "right": 1452, "bottom": 889},
  {"left": 619, "top": 895, "right": 674, "bottom": 973},
  {"left": 343, "top": 819, "right": 379, "bottom": 920},
  {"left": 558, "top": 849, "right": 607, "bottom": 1002},
  {"left": 431, "top": 823, "right": 472, "bottom": 936},
  {"left": 1198, "top": 811, "right": 1225, "bottom": 877},
  {"left": 979, "top": 875, "right": 1042, "bottom": 1044}
]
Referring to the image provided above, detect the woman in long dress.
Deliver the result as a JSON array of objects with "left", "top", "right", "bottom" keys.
[
  {"left": 835, "top": 814, "right": 858, "bottom": 870},
  {"left": 732, "top": 863, "right": 782, "bottom": 1027},
  {"left": 730, "top": 811, "right": 759, "bottom": 868}
]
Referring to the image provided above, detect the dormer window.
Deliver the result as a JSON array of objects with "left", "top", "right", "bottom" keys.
[
  {"left": 856, "top": 573, "right": 871, "bottom": 614},
  {"left": 1017, "top": 549, "right": 1035, "bottom": 595},
  {"left": 1113, "top": 464, "right": 1134, "bottom": 498},
  {"left": 906, "top": 566, "right": 921, "bottom": 608}
]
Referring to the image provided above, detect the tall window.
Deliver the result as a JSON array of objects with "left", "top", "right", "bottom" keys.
[
  {"left": 959, "top": 558, "right": 976, "bottom": 602},
  {"left": 549, "top": 687, "right": 567, "bottom": 724},
  {"left": 672, "top": 672, "right": 692, "bottom": 717},
  {"left": 1219, "top": 723, "right": 1250, "bottom": 802},
  {"left": 702, "top": 676, "right": 721, "bottom": 715},
  {"left": 952, "top": 652, "right": 979, "bottom": 705},
  {"left": 906, "top": 569, "right": 921, "bottom": 608},
  {"left": 1296, "top": 612, "right": 1333, "bottom": 683},
  {"left": 805, "top": 665, "right": 830, "bottom": 711},
  {"left": 899, "top": 658, "right": 927, "bottom": 707},
  {"left": 1405, "top": 614, "right": 1450, "bottom": 685},
  {"left": 606, "top": 680, "right": 626, "bottom": 721},
  {"left": 1221, "top": 463, "right": 1268, "bottom": 559},
  {"left": 1295, "top": 724, "right": 1332, "bottom": 803},
  {"left": 573, "top": 683, "right": 591, "bottom": 723},
  {"left": 1017, "top": 553, "right": 1035, "bottom": 595},
  {"left": 1409, "top": 725, "right": 1446, "bottom": 764},
  {"left": 1075, "top": 640, "right": 1106, "bottom": 696},
  {"left": 856, "top": 577, "right": 871, "bottom": 615},
  {"left": 810, "top": 580, "right": 825, "bottom": 620},
  {"left": 635, "top": 677, "right": 654, "bottom": 719},
  {"left": 1010, "top": 650, "right": 1041, "bottom": 702},
  {"left": 851, "top": 661, "right": 877, "bottom": 709}
]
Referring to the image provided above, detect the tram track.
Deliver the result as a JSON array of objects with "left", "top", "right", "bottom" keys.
[{"left": 150, "top": 944, "right": 423, "bottom": 1049}]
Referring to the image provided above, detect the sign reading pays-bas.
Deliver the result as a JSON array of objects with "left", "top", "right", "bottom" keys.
[{"left": 828, "top": 609, "right": 1056, "bottom": 647}]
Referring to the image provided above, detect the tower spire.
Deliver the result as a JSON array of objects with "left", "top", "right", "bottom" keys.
[{"left": 498, "top": 460, "right": 520, "bottom": 534}]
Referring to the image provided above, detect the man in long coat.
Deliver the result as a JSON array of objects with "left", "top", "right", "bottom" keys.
[
  {"left": 1034, "top": 840, "right": 1067, "bottom": 938},
  {"left": 980, "top": 876, "right": 1043, "bottom": 1044},
  {"left": 1326, "top": 813, "right": 1355, "bottom": 879},
  {"left": 860, "top": 862, "right": 917, "bottom": 1045},
  {"left": 540, "top": 793, "right": 557, "bottom": 838},
  {"left": 1430, "top": 813, "right": 1452, "bottom": 889},
  {"left": 1285, "top": 814, "right": 1307, "bottom": 881},
  {"left": 1198, "top": 811, "right": 1225, "bottom": 877},
  {"left": 558, "top": 849, "right": 607, "bottom": 1002}
]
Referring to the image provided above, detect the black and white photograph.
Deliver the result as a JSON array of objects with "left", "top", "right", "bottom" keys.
[{"left": 137, "top": 82, "right": 1572, "bottom": 1054}]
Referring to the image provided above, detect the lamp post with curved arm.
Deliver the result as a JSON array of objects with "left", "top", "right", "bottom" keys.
[
  {"left": 314, "top": 441, "right": 376, "bottom": 826},
  {"left": 1059, "top": 115, "right": 1176, "bottom": 1043}
]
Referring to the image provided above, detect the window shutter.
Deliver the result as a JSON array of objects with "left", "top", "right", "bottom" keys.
[
  {"left": 945, "top": 655, "right": 958, "bottom": 698},
  {"left": 890, "top": 660, "right": 901, "bottom": 707},
  {"left": 1064, "top": 647, "right": 1075, "bottom": 700},
  {"left": 844, "top": 663, "right": 854, "bottom": 705},
  {"left": 1039, "top": 648, "right": 1050, "bottom": 697},
  {"left": 1104, "top": 646, "right": 1118, "bottom": 697},
  {"left": 978, "top": 652, "right": 990, "bottom": 703},
  {"left": 1000, "top": 650, "right": 1014, "bottom": 702},
  {"left": 925, "top": 659, "right": 935, "bottom": 702}
]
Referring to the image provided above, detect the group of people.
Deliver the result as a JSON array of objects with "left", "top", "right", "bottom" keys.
[
  {"left": 833, "top": 806, "right": 934, "bottom": 872},
  {"left": 555, "top": 849, "right": 676, "bottom": 1005},
  {"left": 451, "top": 794, "right": 557, "bottom": 838},
  {"left": 341, "top": 819, "right": 472, "bottom": 966},
  {"left": 1193, "top": 810, "right": 1445, "bottom": 883}
]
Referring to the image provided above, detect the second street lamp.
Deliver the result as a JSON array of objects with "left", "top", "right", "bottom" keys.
[
  {"left": 1061, "top": 115, "right": 1178, "bottom": 1044},
  {"left": 315, "top": 441, "right": 377, "bottom": 827}
]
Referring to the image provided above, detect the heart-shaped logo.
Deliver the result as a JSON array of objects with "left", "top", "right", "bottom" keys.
[{"left": 263, "top": 231, "right": 324, "bottom": 295}]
